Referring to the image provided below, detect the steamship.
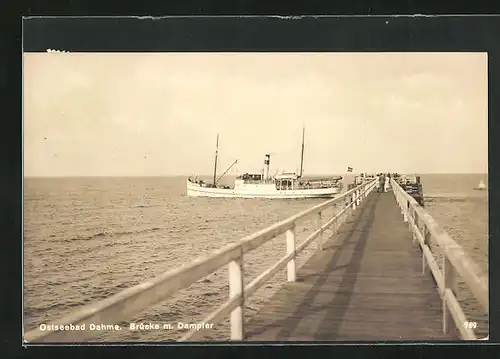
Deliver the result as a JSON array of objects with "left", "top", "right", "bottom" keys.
[{"left": 186, "top": 128, "right": 343, "bottom": 199}]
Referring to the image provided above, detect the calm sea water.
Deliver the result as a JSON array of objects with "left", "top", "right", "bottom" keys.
[{"left": 23, "top": 174, "right": 488, "bottom": 340}]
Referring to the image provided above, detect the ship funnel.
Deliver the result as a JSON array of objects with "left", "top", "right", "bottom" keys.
[{"left": 264, "top": 154, "right": 271, "bottom": 180}]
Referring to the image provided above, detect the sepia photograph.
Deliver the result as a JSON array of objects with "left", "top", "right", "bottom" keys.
[{"left": 23, "top": 51, "right": 488, "bottom": 342}]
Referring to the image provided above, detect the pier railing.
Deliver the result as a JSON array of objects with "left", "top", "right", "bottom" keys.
[
  {"left": 390, "top": 178, "right": 488, "bottom": 340},
  {"left": 24, "top": 179, "right": 378, "bottom": 342}
]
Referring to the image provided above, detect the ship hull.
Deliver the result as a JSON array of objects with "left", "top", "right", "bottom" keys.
[{"left": 186, "top": 180, "right": 342, "bottom": 199}]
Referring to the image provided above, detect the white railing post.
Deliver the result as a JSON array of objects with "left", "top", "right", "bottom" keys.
[
  {"left": 317, "top": 211, "right": 323, "bottom": 251},
  {"left": 442, "top": 253, "right": 457, "bottom": 335},
  {"left": 351, "top": 192, "right": 356, "bottom": 211},
  {"left": 408, "top": 207, "right": 413, "bottom": 232},
  {"left": 228, "top": 256, "right": 244, "bottom": 340},
  {"left": 411, "top": 212, "right": 417, "bottom": 244},
  {"left": 422, "top": 227, "right": 430, "bottom": 274},
  {"left": 356, "top": 189, "right": 360, "bottom": 206},
  {"left": 331, "top": 204, "right": 337, "bottom": 234},
  {"left": 414, "top": 215, "right": 423, "bottom": 245},
  {"left": 334, "top": 205, "right": 340, "bottom": 235},
  {"left": 286, "top": 225, "right": 297, "bottom": 282},
  {"left": 403, "top": 200, "right": 408, "bottom": 223}
]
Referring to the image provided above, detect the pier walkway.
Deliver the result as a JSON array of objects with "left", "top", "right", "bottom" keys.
[
  {"left": 24, "top": 178, "right": 488, "bottom": 343},
  {"left": 245, "top": 192, "right": 448, "bottom": 341}
]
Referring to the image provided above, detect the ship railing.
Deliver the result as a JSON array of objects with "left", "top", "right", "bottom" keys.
[
  {"left": 239, "top": 179, "right": 275, "bottom": 184},
  {"left": 390, "top": 178, "right": 488, "bottom": 340},
  {"left": 24, "top": 179, "right": 378, "bottom": 343}
]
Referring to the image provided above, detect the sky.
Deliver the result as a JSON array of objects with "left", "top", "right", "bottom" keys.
[{"left": 23, "top": 52, "right": 488, "bottom": 177}]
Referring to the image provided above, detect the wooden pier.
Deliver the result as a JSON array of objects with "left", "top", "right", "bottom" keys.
[
  {"left": 245, "top": 192, "right": 449, "bottom": 341},
  {"left": 24, "top": 178, "right": 488, "bottom": 343}
]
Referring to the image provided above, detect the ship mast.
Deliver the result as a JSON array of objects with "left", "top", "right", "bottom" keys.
[
  {"left": 213, "top": 133, "right": 219, "bottom": 186},
  {"left": 299, "top": 126, "right": 305, "bottom": 178}
]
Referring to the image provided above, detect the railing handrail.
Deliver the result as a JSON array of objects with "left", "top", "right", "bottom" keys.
[
  {"left": 24, "top": 180, "right": 377, "bottom": 343},
  {"left": 390, "top": 178, "right": 488, "bottom": 340}
]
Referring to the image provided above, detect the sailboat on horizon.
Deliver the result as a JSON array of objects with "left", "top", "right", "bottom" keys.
[
  {"left": 186, "top": 127, "right": 344, "bottom": 198},
  {"left": 473, "top": 179, "right": 487, "bottom": 191}
]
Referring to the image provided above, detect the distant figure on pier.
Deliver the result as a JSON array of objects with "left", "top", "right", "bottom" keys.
[
  {"left": 384, "top": 174, "right": 390, "bottom": 192},
  {"left": 378, "top": 174, "right": 385, "bottom": 193}
]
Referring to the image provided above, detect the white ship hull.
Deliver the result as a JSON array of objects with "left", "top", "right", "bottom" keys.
[{"left": 187, "top": 179, "right": 342, "bottom": 199}]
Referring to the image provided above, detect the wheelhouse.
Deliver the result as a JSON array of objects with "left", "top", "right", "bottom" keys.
[{"left": 274, "top": 174, "right": 299, "bottom": 190}]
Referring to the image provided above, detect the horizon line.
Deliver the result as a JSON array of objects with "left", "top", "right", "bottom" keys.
[{"left": 24, "top": 172, "right": 489, "bottom": 179}]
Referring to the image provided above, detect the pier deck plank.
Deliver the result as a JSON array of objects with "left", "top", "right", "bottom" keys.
[{"left": 245, "top": 192, "right": 453, "bottom": 341}]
